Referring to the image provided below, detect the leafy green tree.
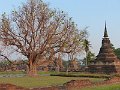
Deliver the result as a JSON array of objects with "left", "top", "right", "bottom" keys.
[
  {"left": 87, "top": 51, "right": 95, "bottom": 65},
  {"left": 111, "top": 43, "right": 115, "bottom": 50},
  {"left": 82, "top": 51, "right": 95, "bottom": 65},
  {"left": 83, "top": 39, "right": 91, "bottom": 66},
  {"left": 111, "top": 43, "right": 120, "bottom": 59},
  {"left": 114, "top": 48, "right": 120, "bottom": 59}
]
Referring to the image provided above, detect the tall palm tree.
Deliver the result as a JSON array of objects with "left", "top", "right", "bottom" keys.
[
  {"left": 87, "top": 51, "right": 95, "bottom": 65},
  {"left": 83, "top": 39, "right": 91, "bottom": 66}
]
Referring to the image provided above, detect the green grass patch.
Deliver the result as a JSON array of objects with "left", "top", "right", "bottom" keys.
[
  {"left": 0, "top": 76, "right": 104, "bottom": 88},
  {"left": 81, "top": 83, "right": 120, "bottom": 90},
  {"left": 38, "top": 71, "right": 63, "bottom": 75},
  {"left": 0, "top": 71, "right": 120, "bottom": 89},
  {"left": 0, "top": 71, "right": 110, "bottom": 88}
]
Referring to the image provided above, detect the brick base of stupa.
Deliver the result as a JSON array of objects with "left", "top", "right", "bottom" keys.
[{"left": 87, "top": 64, "right": 120, "bottom": 74}]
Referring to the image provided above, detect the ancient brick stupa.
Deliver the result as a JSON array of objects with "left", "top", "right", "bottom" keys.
[
  {"left": 68, "top": 58, "right": 80, "bottom": 72},
  {"left": 88, "top": 23, "right": 120, "bottom": 74}
]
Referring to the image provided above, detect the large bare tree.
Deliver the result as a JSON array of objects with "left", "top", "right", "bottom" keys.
[{"left": 0, "top": 0, "right": 87, "bottom": 76}]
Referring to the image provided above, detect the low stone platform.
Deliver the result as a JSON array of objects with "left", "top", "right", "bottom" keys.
[
  {"left": 0, "top": 84, "right": 65, "bottom": 90},
  {"left": 0, "top": 83, "right": 29, "bottom": 90},
  {"left": 64, "top": 77, "right": 120, "bottom": 90}
]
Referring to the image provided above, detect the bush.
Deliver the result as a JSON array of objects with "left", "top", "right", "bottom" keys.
[
  {"left": 50, "top": 73, "right": 110, "bottom": 79},
  {"left": 111, "top": 74, "right": 120, "bottom": 78}
]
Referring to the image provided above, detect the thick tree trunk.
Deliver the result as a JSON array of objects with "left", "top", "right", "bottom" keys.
[{"left": 27, "top": 60, "right": 38, "bottom": 77}]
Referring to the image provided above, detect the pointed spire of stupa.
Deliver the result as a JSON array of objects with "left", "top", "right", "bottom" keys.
[{"left": 104, "top": 22, "right": 108, "bottom": 37}]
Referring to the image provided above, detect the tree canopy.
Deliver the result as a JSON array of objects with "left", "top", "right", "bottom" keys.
[
  {"left": 111, "top": 43, "right": 120, "bottom": 59},
  {"left": 0, "top": 0, "right": 88, "bottom": 76}
]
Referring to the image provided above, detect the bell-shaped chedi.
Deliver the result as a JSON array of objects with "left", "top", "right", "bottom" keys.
[
  {"left": 68, "top": 58, "right": 80, "bottom": 72},
  {"left": 88, "top": 23, "right": 120, "bottom": 74},
  {"left": 54, "top": 53, "right": 64, "bottom": 71}
]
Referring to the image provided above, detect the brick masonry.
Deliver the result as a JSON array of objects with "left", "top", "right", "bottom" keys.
[{"left": 88, "top": 25, "right": 120, "bottom": 74}]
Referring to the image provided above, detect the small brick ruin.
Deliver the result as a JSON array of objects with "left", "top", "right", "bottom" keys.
[
  {"left": 37, "top": 54, "right": 65, "bottom": 72},
  {"left": 68, "top": 58, "right": 80, "bottom": 72},
  {"left": 87, "top": 23, "right": 120, "bottom": 74},
  {"left": 0, "top": 84, "right": 29, "bottom": 90},
  {"left": 64, "top": 77, "right": 120, "bottom": 90},
  {"left": 64, "top": 79, "right": 92, "bottom": 90}
]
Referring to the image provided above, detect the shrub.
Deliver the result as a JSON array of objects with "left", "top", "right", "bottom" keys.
[{"left": 50, "top": 73, "right": 110, "bottom": 79}]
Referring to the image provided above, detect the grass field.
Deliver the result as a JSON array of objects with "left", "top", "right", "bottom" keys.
[
  {"left": 0, "top": 76, "right": 105, "bottom": 88},
  {"left": 81, "top": 83, "right": 120, "bottom": 90},
  {"left": 0, "top": 71, "right": 120, "bottom": 90}
]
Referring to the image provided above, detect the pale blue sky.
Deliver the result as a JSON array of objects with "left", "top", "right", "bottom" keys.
[{"left": 0, "top": 0, "right": 120, "bottom": 56}]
